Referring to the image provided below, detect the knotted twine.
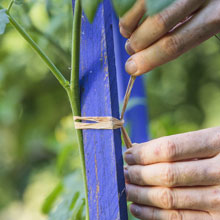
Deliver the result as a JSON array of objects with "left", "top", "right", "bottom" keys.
[{"left": 74, "top": 76, "right": 136, "bottom": 149}]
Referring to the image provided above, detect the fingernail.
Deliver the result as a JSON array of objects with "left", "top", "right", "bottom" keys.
[
  {"left": 130, "top": 204, "right": 141, "bottom": 217},
  {"left": 125, "top": 184, "right": 128, "bottom": 194},
  {"left": 119, "top": 26, "right": 131, "bottom": 38},
  {"left": 125, "top": 40, "right": 135, "bottom": 55},
  {"left": 124, "top": 169, "right": 131, "bottom": 183},
  {"left": 124, "top": 153, "right": 135, "bottom": 165},
  {"left": 125, "top": 59, "right": 137, "bottom": 75}
]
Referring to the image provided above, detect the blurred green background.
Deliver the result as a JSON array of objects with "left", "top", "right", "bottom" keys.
[{"left": 0, "top": 0, "right": 220, "bottom": 219}]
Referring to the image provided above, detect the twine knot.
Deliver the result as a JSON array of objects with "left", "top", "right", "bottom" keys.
[
  {"left": 74, "top": 76, "right": 136, "bottom": 149},
  {"left": 74, "top": 116, "right": 124, "bottom": 130}
]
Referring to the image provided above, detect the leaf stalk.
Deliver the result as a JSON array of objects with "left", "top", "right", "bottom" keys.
[{"left": 7, "top": 12, "right": 69, "bottom": 90}]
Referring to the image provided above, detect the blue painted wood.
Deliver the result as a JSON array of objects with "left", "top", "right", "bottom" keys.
[
  {"left": 79, "top": 1, "right": 128, "bottom": 219},
  {"left": 112, "top": 13, "right": 150, "bottom": 144}
]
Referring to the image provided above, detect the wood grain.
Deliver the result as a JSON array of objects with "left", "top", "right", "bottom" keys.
[{"left": 79, "top": 1, "right": 128, "bottom": 219}]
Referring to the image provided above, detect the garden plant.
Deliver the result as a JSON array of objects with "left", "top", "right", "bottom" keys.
[{"left": 0, "top": 0, "right": 196, "bottom": 219}]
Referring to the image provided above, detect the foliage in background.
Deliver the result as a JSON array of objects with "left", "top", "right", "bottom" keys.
[
  {"left": 112, "top": 0, "right": 136, "bottom": 17},
  {"left": 0, "top": 9, "right": 9, "bottom": 34},
  {"left": 81, "top": 0, "right": 177, "bottom": 22},
  {"left": 0, "top": 0, "right": 220, "bottom": 220},
  {"left": 148, "top": 38, "right": 220, "bottom": 137},
  {"left": 147, "top": 0, "right": 176, "bottom": 16}
]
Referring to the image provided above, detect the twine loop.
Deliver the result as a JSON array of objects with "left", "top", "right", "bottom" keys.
[
  {"left": 74, "top": 116, "right": 124, "bottom": 130},
  {"left": 74, "top": 76, "right": 136, "bottom": 148}
]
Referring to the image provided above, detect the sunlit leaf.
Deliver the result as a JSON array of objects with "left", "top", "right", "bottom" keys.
[
  {"left": 56, "top": 145, "right": 74, "bottom": 175},
  {"left": 42, "top": 182, "right": 63, "bottom": 214},
  {"left": 73, "top": 198, "right": 85, "bottom": 220},
  {"left": 81, "top": 0, "right": 102, "bottom": 23},
  {"left": 146, "top": 0, "right": 176, "bottom": 16},
  {"left": 112, "top": 0, "right": 136, "bottom": 17},
  {"left": 69, "top": 191, "right": 80, "bottom": 210},
  {"left": 48, "top": 172, "right": 85, "bottom": 220},
  {"left": 0, "top": 9, "right": 9, "bottom": 35}
]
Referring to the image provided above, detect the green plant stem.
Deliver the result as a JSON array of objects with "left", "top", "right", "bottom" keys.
[
  {"left": 69, "top": 1, "right": 90, "bottom": 219},
  {"left": 7, "top": 12, "right": 69, "bottom": 90},
  {"left": 6, "top": 2, "right": 88, "bottom": 218},
  {"left": 7, "top": 0, "right": 14, "bottom": 13}
]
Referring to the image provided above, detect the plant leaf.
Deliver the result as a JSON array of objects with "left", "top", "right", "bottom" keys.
[
  {"left": 146, "top": 0, "right": 176, "bottom": 16},
  {"left": 73, "top": 198, "right": 85, "bottom": 220},
  {"left": 42, "top": 182, "right": 64, "bottom": 214},
  {"left": 112, "top": 0, "right": 136, "bottom": 17},
  {"left": 0, "top": 9, "right": 9, "bottom": 35},
  {"left": 81, "top": 0, "right": 102, "bottom": 23},
  {"left": 47, "top": 172, "right": 85, "bottom": 220}
]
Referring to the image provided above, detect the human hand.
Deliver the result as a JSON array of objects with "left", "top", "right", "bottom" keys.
[
  {"left": 119, "top": 0, "right": 220, "bottom": 76},
  {"left": 124, "top": 127, "right": 220, "bottom": 220}
]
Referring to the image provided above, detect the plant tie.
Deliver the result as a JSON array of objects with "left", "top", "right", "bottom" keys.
[{"left": 74, "top": 76, "right": 136, "bottom": 149}]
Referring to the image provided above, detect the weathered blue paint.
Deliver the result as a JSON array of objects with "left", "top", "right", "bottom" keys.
[
  {"left": 79, "top": 1, "right": 128, "bottom": 219},
  {"left": 112, "top": 13, "right": 150, "bottom": 143}
]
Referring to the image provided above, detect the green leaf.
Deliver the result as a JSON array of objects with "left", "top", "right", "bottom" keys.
[
  {"left": 112, "top": 0, "right": 136, "bottom": 17},
  {"left": 81, "top": 0, "right": 102, "bottom": 23},
  {"left": 56, "top": 145, "right": 74, "bottom": 176},
  {"left": 42, "top": 182, "right": 64, "bottom": 214},
  {"left": 147, "top": 0, "right": 176, "bottom": 16},
  {"left": 48, "top": 172, "right": 85, "bottom": 220},
  {"left": 73, "top": 198, "right": 85, "bottom": 220},
  {"left": 69, "top": 191, "right": 80, "bottom": 210},
  {"left": 0, "top": 9, "right": 9, "bottom": 35}
]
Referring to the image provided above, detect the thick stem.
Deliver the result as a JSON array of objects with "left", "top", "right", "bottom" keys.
[
  {"left": 7, "top": 13, "right": 69, "bottom": 90},
  {"left": 70, "top": 1, "right": 90, "bottom": 219}
]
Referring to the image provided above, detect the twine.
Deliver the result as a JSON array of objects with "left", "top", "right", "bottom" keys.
[{"left": 74, "top": 76, "right": 136, "bottom": 149}]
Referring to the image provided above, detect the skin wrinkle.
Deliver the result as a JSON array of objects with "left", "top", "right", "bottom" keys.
[
  {"left": 125, "top": 130, "right": 220, "bottom": 219},
  {"left": 126, "top": 0, "right": 206, "bottom": 53},
  {"left": 121, "top": 0, "right": 220, "bottom": 76},
  {"left": 125, "top": 128, "right": 220, "bottom": 166},
  {"left": 121, "top": 0, "right": 220, "bottom": 218}
]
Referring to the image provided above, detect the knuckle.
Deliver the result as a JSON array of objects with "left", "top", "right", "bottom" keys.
[
  {"left": 163, "top": 165, "right": 177, "bottom": 187},
  {"left": 153, "top": 13, "right": 169, "bottom": 32},
  {"left": 164, "top": 138, "right": 177, "bottom": 161},
  {"left": 159, "top": 188, "right": 174, "bottom": 209},
  {"left": 161, "top": 36, "right": 184, "bottom": 57},
  {"left": 168, "top": 211, "right": 183, "bottom": 220}
]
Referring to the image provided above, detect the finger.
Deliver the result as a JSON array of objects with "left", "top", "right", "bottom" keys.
[
  {"left": 126, "top": 0, "right": 205, "bottom": 54},
  {"left": 125, "top": 1, "right": 220, "bottom": 75},
  {"left": 124, "top": 127, "right": 220, "bottom": 165},
  {"left": 119, "top": 0, "right": 146, "bottom": 38},
  {"left": 124, "top": 156, "right": 220, "bottom": 187},
  {"left": 129, "top": 204, "right": 212, "bottom": 220},
  {"left": 126, "top": 184, "right": 220, "bottom": 212}
]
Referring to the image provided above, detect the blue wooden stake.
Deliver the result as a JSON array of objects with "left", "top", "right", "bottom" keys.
[{"left": 79, "top": 1, "right": 128, "bottom": 219}]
